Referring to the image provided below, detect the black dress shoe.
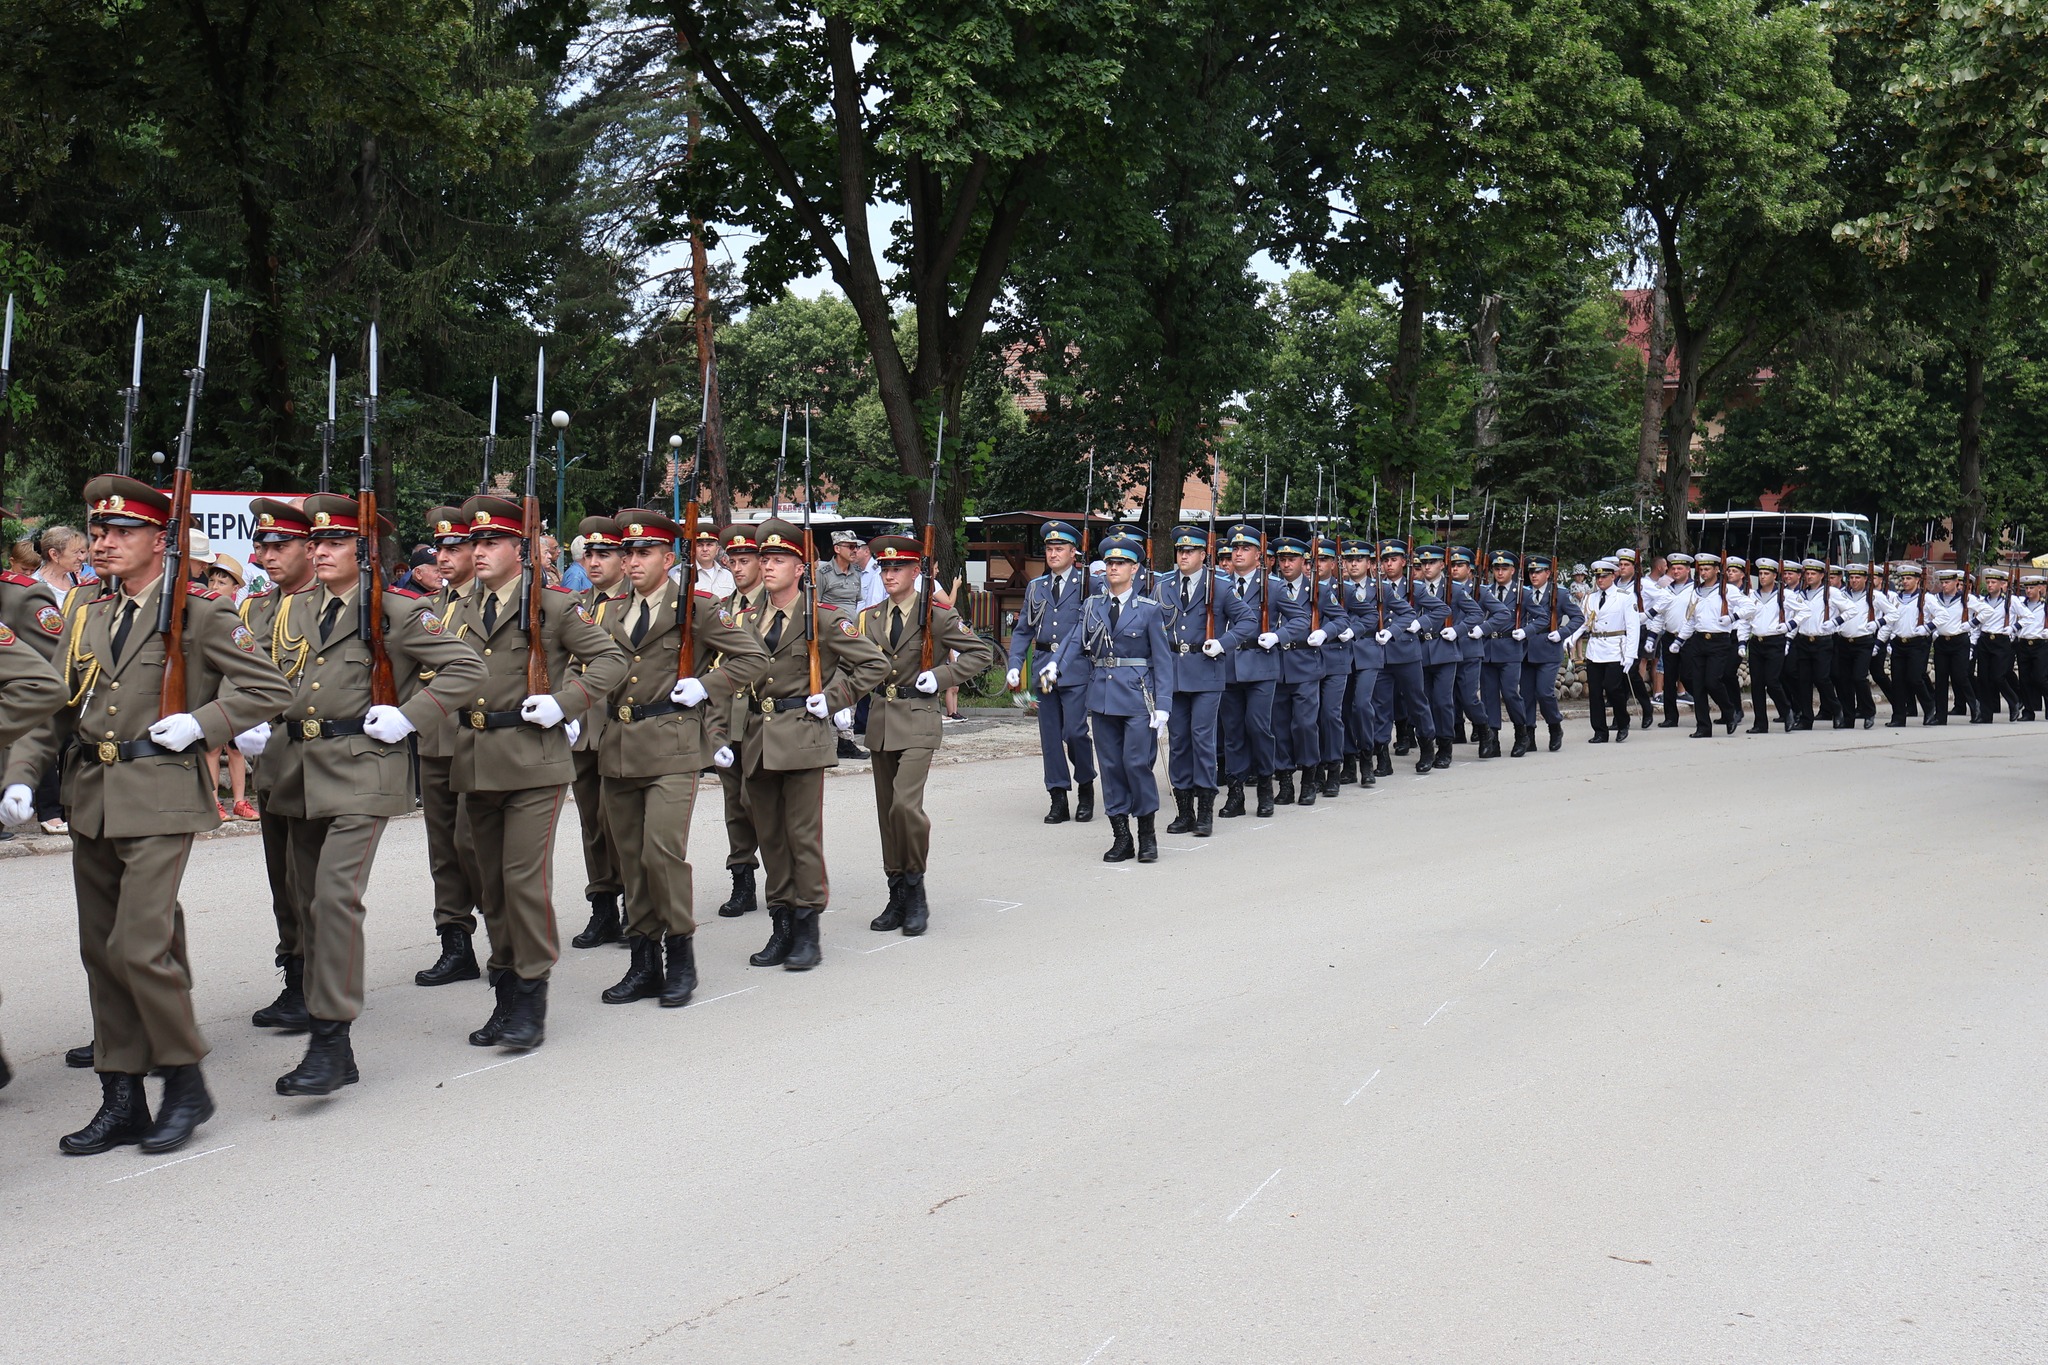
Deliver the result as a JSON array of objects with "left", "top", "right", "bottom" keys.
[
  {"left": 871, "top": 872, "right": 907, "bottom": 931},
  {"left": 1615, "top": 725, "right": 1629, "bottom": 743},
  {"left": 1748, "top": 723, "right": 1768, "bottom": 734},
  {"left": 1044, "top": 788, "right": 1071, "bottom": 824},
  {"left": 1338, "top": 754, "right": 1358, "bottom": 785},
  {"left": 1103, "top": 814, "right": 1136, "bottom": 862},
  {"left": 495, "top": 978, "right": 548, "bottom": 1050},
  {"left": 1691, "top": 727, "right": 1714, "bottom": 738},
  {"left": 660, "top": 934, "right": 697, "bottom": 1007},
  {"left": 58, "top": 1073, "right": 152, "bottom": 1155},
  {"left": 276, "top": 1019, "right": 359, "bottom": 1096},
  {"left": 1547, "top": 722, "right": 1564, "bottom": 752},
  {"left": 139, "top": 1064, "right": 215, "bottom": 1154},
  {"left": 1255, "top": 776, "right": 1276, "bottom": 818},
  {"left": 1193, "top": 789, "right": 1215, "bottom": 836},
  {"left": 1588, "top": 732, "right": 1610, "bottom": 744},
  {"left": 1074, "top": 782, "right": 1096, "bottom": 823},
  {"left": 66, "top": 1041, "right": 95, "bottom": 1069},
  {"left": 836, "top": 735, "right": 868, "bottom": 760},
  {"left": 1165, "top": 790, "right": 1196, "bottom": 834},
  {"left": 602, "top": 935, "right": 664, "bottom": 1003},
  {"left": 0, "top": 1048, "right": 9, "bottom": 1091},
  {"left": 750, "top": 907, "right": 794, "bottom": 966},
  {"left": 1510, "top": 725, "right": 1531, "bottom": 758},
  {"left": 572, "top": 891, "right": 623, "bottom": 948},
  {"left": 1862, "top": 716, "right": 1874, "bottom": 729},
  {"left": 251, "top": 955, "right": 311, "bottom": 1031},
  {"left": 1885, "top": 717, "right": 1907, "bottom": 727},
  {"left": 899, "top": 873, "right": 930, "bottom": 935},
  {"left": 1219, "top": 781, "right": 1245, "bottom": 818},
  {"left": 416, "top": 926, "right": 481, "bottom": 987},
  {"left": 469, "top": 971, "right": 512, "bottom": 1046},
  {"left": 782, "top": 910, "right": 822, "bottom": 971},
  {"left": 1136, "top": 813, "right": 1159, "bottom": 863},
  {"left": 718, "top": 862, "right": 759, "bottom": 916},
  {"left": 1656, "top": 719, "right": 1679, "bottom": 728}
]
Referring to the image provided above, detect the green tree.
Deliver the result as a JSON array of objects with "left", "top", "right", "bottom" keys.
[{"left": 1488, "top": 270, "right": 1643, "bottom": 502}]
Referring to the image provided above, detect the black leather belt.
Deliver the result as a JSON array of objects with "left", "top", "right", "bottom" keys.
[
  {"left": 80, "top": 737, "right": 175, "bottom": 765},
  {"left": 1172, "top": 642, "right": 1197, "bottom": 654},
  {"left": 1696, "top": 631, "right": 1729, "bottom": 639},
  {"left": 872, "top": 683, "right": 915, "bottom": 701},
  {"left": 615, "top": 699, "right": 687, "bottom": 723},
  {"left": 753, "top": 696, "right": 812, "bottom": 714},
  {"left": 465, "top": 708, "right": 528, "bottom": 730},
  {"left": 286, "top": 717, "right": 370, "bottom": 742}
]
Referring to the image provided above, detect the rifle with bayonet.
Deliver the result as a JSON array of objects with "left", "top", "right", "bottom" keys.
[
  {"left": 157, "top": 291, "right": 210, "bottom": 716},
  {"left": 357, "top": 324, "right": 397, "bottom": 707},
  {"left": 1205, "top": 445, "right": 1220, "bottom": 642},
  {"left": 319, "top": 354, "right": 336, "bottom": 493},
  {"left": 521, "top": 346, "right": 550, "bottom": 696},
  {"left": 481, "top": 378, "right": 498, "bottom": 495},
  {"left": 118, "top": 313, "right": 141, "bottom": 478},
  {"left": 678, "top": 372, "right": 708, "bottom": 686},
  {"left": 801, "top": 413, "right": 821, "bottom": 696},
  {"left": 920, "top": 410, "right": 944, "bottom": 671}
]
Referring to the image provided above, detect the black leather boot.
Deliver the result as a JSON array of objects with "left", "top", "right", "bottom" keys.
[
  {"left": 1339, "top": 753, "right": 1358, "bottom": 785},
  {"left": 572, "top": 891, "right": 623, "bottom": 948},
  {"left": 660, "top": 934, "right": 697, "bottom": 1007},
  {"left": 1320, "top": 762, "right": 1341, "bottom": 797},
  {"left": 1043, "top": 788, "right": 1071, "bottom": 824},
  {"left": 1194, "top": 789, "right": 1215, "bottom": 836},
  {"left": 495, "top": 977, "right": 548, "bottom": 1050},
  {"left": 276, "top": 1018, "right": 359, "bottom": 1096},
  {"left": 1413, "top": 737, "right": 1434, "bottom": 774},
  {"left": 602, "top": 935, "right": 664, "bottom": 1004},
  {"left": 1393, "top": 721, "right": 1413, "bottom": 756},
  {"left": 783, "top": 910, "right": 822, "bottom": 971},
  {"left": 1616, "top": 720, "right": 1630, "bottom": 743},
  {"left": 1136, "top": 813, "right": 1159, "bottom": 863},
  {"left": 1074, "top": 781, "right": 1096, "bottom": 823},
  {"left": 1433, "top": 738, "right": 1452, "bottom": 770},
  {"left": 1165, "top": 789, "right": 1195, "bottom": 834},
  {"left": 750, "top": 907, "right": 794, "bottom": 966},
  {"left": 140, "top": 1063, "right": 215, "bottom": 1154},
  {"left": 1452, "top": 718, "right": 1468, "bottom": 744},
  {"left": 251, "top": 954, "right": 311, "bottom": 1031},
  {"left": 59, "top": 1073, "right": 152, "bottom": 1155},
  {"left": 1219, "top": 780, "right": 1245, "bottom": 818},
  {"left": 66, "top": 1041, "right": 95, "bottom": 1069},
  {"left": 900, "top": 873, "right": 930, "bottom": 936},
  {"left": 1296, "top": 766, "right": 1317, "bottom": 807},
  {"left": 1510, "top": 724, "right": 1531, "bottom": 757},
  {"left": 1361, "top": 757, "right": 1377, "bottom": 788},
  {"left": 718, "top": 863, "right": 759, "bottom": 917},
  {"left": 1255, "top": 775, "right": 1276, "bottom": 817},
  {"left": 1274, "top": 769, "right": 1295, "bottom": 805},
  {"left": 416, "top": 925, "right": 481, "bottom": 987},
  {"left": 469, "top": 971, "right": 512, "bottom": 1046},
  {"left": 1373, "top": 744, "right": 1393, "bottom": 777},
  {"left": 871, "top": 872, "right": 907, "bottom": 931},
  {"left": 1103, "top": 814, "right": 1136, "bottom": 862},
  {"left": 1548, "top": 721, "right": 1564, "bottom": 751}
]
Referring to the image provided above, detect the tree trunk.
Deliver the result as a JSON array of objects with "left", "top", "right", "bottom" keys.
[
  {"left": 1954, "top": 255, "right": 1996, "bottom": 559},
  {"left": 240, "top": 177, "right": 294, "bottom": 475},
  {"left": 1635, "top": 272, "right": 1668, "bottom": 554},
  {"left": 1388, "top": 247, "right": 1429, "bottom": 440},
  {"left": 1471, "top": 292, "right": 1503, "bottom": 484},
  {"left": 1151, "top": 409, "right": 1190, "bottom": 571}
]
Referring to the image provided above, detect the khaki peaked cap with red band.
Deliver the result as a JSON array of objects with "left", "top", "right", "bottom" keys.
[
  {"left": 84, "top": 474, "right": 173, "bottom": 528},
  {"left": 461, "top": 493, "right": 526, "bottom": 536},
  {"left": 250, "top": 497, "right": 313, "bottom": 543},
  {"left": 300, "top": 492, "right": 396, "bottom": 540}
]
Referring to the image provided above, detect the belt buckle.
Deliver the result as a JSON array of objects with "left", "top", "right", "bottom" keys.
[
  {"left": 884, "top": 684, "right": 900, "bottom": 701},
  {"left": 468, "top": 711, "right": 488, "bottom": 730},
  {"left": 616, "top": 704, "right": 634, "bottom": 723},
  {"left": 300, "top": 719, "right": 323, "bottom": 740},
  {"left": 96, "top": 740, "right": 120, "bottom": 765},
  {"left": 759, "top": 698, "right": 775, "bottom": 715}
]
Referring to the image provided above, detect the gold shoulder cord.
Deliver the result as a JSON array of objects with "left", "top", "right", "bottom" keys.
[
  {"left": 272, "top": 595, "right": 311, "bottom": 681},
  {"left": 63, "top": 615, "right": 100, "bottom": 708}
]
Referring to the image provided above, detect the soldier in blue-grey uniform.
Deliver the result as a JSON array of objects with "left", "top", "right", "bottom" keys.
[
  {"left": 1338, "top": 538, "right": 1384, "bottom": 787},
  {"left": 1518, "top": 553, "right": 1587, "bottom": 752},
  {"left": 1410, "top": 545, "right": 1460, "bottom": 771},
  {"left": 1373, "top": 541, "right": 1441, "bottom": 775},
  {"left": 1446, "top": 547, "right": 1493, "bottom": 755},
  {"left": 1310, "top": 536, "right": 1351, "bottom": 799},
  {"left": 1158, "top": 524, "right": 1255, "bottom": 837},
  {"left": 1051, "top": 535, "right": 1176, "bottom": 864},
  {"left": 1005, "top": 520, "right": 1099, "bottom": 824},
  {"left": 1269, "top": 536, "right": 1323, "bottom": 806},
  {"left": 1217, "top": 524, "right": 1294, "bottom": 820},
  {"left": 1479, "top": 550, "right": 1533, "bottom": 756}
]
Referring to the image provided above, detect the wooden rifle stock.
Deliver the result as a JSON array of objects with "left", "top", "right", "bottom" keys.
[
  {"left": 157, "top": 467, "right": 194, "bottom": 717},
  {"left": 679, "top": 497, "right": 699, "bottom": 682},
  {"left": 920, "top": 518, "right": 938, "bottom": 672},
  {"left": 359, "top": 487, "right": 398, "bottom": 707},
  {"left": 524, "top": 493, "right": 549, "bottom": 694}
]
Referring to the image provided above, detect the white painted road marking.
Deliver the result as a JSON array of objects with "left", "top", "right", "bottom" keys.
[
  {"left": 450, "top": 1052, "right": 542, "bottom": 1082},
  {"left": 1477, "top": 948, "right": 1498, "bottom": 970},
  {"left": 1080, "top": 1336, "right": 1116, "bottom": 1364},
  {"left": 1344, "top": 1070, "right": 1382, "bottom": 1106},
  {"left": 106, "top": 1143, "right": 235, "bottom": 1184},
  {"left": 1423, "top": 1000, "right": 1455, "bottom": 1027},
  {"left": 1226, "top": 1168, "right": 1283, "bottom": 1222}
]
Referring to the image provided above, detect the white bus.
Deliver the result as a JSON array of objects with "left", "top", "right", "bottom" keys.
[{"left": 1687, "top": 511, "right": 1875, "bottom": 567}]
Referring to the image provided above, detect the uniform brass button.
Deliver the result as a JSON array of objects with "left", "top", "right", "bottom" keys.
[
  {"left": 315, "top": 656, "right": 325, "bottom": 665},
  {"left": 306, "top": 706, "right": 317, "bottom": 715},
  {"left": 633, "top": 654, "right": 642, "bottom": 662},
  {"left": 109, "top": 681, "right": 120, "bottom": 690},
  {"left": 107, "top": 705, "right": 118, "bottom": 714},
  {"left": 629, "top": 676, "right": 638, "bottom": 684},
  {"left": 311, "top": 682, "right": 321, "bottom": 690},
  {"left": 484, "top": 648, "right": 493, "bottom": 656}
]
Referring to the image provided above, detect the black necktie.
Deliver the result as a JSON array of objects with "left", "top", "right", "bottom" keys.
[
  {"left": 1051, "top": 575, "right": 1063, "bottom": 605},
  {"left": 630, "top": 599, "right": 650, "bottom": 647},
  {"left": 1109, "top": 597, "right": 1122, "bottom": 633},
  {"left": 483, "top": 593, "right": 498, "bottom": 633},
  {"left": 766, "top": 610, "right": 785, "bottom": 652},
  {"left": 111, "top": 599, "right": 138, "bottom": 661},
  {"left": 890, "top": 606, "right": 903, "bottom": 649},
  {"left": 320, "top": 597, "right": 344, "bottom": 644}
]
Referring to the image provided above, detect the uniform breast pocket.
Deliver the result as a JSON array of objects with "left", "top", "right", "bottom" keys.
[
  {"left": 142, "top": 753, "right": 204, "bottom": 808},
  {"left": 649, "top": 711, "right": 703, "bottom": 761},
  {"left": 345, "top": 736, "right": 406, "bottom": 794}
]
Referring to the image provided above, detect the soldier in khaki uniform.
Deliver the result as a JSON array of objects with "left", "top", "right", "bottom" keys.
[
  {"left": 444, "top": 494, "right": 627, "bottom": 1049},
  {"left": 734, "top": 519, "right": 887, "bottom": 971},
  {"left": 0, "top": 613, "right": 68, "bottom": 1090},
  {"left": 239, "top": 493, "right": 487, "bottom": 1095},
  {"left": 859, "top": 535, "right": 993, "bottom": 935},
  {"left": 712, "top": 525, "right": 767, "bottom": 918},
  {"left": 3, "top": 475, "right": 293, "bottom": 1156},
  {"left": 567, "top": 515, "right": 629, "bottom": 949},
  {"left": 413, "top": 507, "right": 490, "bottom": 986},
  {"left": 239, "top": 497, "right": 317, "bottom": 1032},
  {"left": 590, "top": 510, "right": 767, "bottom": 1007}
]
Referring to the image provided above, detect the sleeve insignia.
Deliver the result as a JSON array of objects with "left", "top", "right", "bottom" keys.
[
  {"left": 0, "top": 622, "right": 15, "bottom": 645},
  {"left": 575, "top": 604, "right": 595, "bottom": 624},
  {"left": 838, "top": 616, "right": 860, "bottom": 638},
  {"left": 35, "top": 604, "right": 64, "bottom": 635},
  {"left": 717, "top": 605, "right": 736, "bottom": 628},
  {"left": 421, "top": 612, "right": 445, "bottom": 635},
  {"left": 230, "top": 624, "right": 259, "bottom": 653}
]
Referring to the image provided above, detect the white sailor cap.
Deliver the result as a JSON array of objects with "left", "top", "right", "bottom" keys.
[
  {"left": 1936, "top": 567, "right": 1964, "bottom": 579},
  {"left": 1592, "top": 557, "right": 1619, "bottom": 573},
  {"left": 1895, "top": 562, "right": 1924, "bottom": 577},
  {"left": 1615, "top": 547, "right": 1639, "bottom": 563},
  {"left": 1725, "top": 555, "right": 1747, "bottom": 569},
  {"left": 1754, "top": 556, "right": 1780, "bottom": 571},
  {"left": 2021, "top": 573, "right": 2045, "bottom": 585},
  {"left": 1800, "top": 557, "right": 1827, "bottom": 571},
  {"left": 1844, "top": 561, "right": 1870, "bottom": 574},
  {"left": 1668, "top": 552, "right": 1694, "bottom": 566},
  {"left": 1695, "top": 551, "right": 1723, "bottom": 567},
  {"left": 1980, "top": 565, "right": 2010, "bottom": 580}
]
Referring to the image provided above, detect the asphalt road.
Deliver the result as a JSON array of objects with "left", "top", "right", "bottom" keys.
[{"left": 3, "top": 721, "right": 2044, "bottom": 1364}]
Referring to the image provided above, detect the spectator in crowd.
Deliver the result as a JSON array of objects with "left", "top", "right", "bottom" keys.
[
  {"left": 8, "top": 535, "right": 37, "bottom": 574},
  {"left": 192, "top": 551, "right": 256, "bottom": 820},
  {"left": 206, "top": 553, "right": 245, "bottom": 600},
  {"left": 561, "top": 534, "right": 594, "bottom": 591},
  {"left": 540, "top": 534, "right": 564, "bottom": 587},
  {"left": 689, "top": 528, "right": 735, "bottom": 598},
  {"left": 34, "top": 524, "right": 89, "bottom": 591},
  {"left": 396, "top": 545, "right": 444, "bottom": 594},
  {"left": 854, "top": 539, "right": 885, "bottom": 610},
  {"left": 817, "top": 529, "right": 864, "bottom": 611}
]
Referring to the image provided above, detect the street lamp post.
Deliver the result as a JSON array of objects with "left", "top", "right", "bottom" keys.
[{"left": 549, "top": 409, "right": 575, "bottom": 537}]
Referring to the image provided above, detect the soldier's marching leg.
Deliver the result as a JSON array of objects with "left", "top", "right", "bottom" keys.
[
  {"left": 570, "top": 749, "right": 624, "bottom": 948},
  {"left": 717, "top": 764, "right": 759, "bottom": 916},
  {"left": 870, "top": 749, "right": 909, "bottom": 930},
  {"left": 743, "top": 767, "right": 797, "bottom": 966},
  {"left": 874, "top": 746, "right": 936, "bottom": 932},
  {"left": 465, "top": 786, "right": 565, "bottom": 1048},
  {"left": 1166, "top": 690, "right": 1197, "bottom": 833},
  {"left": 1132, "top": 713, "right": 1161, "bottom": 862},
  {"left": 1060, "top": 681, "right": 1097, "bottom": 822},
  {"left": 278, "top": 813, "right": 385, "bottom": 1096},
  {"left": 415, "top": 754, "right": 483, "bottom": 985},
  {"left": 603, "top": 773, "right": 700, "bottom": 1006},
  {"left": 1094, "top": 712, "right": 1135, "bottom": 861},
  {"left": 1036, "top": 677, "right": 1075, "bottom": 821},
  {"left": 1218, "top": 684, "right": 1248, "bottom": 817},
  {"left": 251, "top": 790, "right": 311, "bottom": 1030},
  {"left": 1272, "top": 682, "right": 1298, "bottom": 805},
  {"left": 776, "top": 767, "right": 830, "bottom": 970}
]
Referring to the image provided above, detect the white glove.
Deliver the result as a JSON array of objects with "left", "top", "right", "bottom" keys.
[
  {"left": 1374, "top": 629, "right": 1392, "bottom": 645},
  {"left": 1005, "top": 667, "right": 1022, "bottom": 689},
  {"left": 1201, "top": 638, "right": 1223, "bottom": 658},
  {"left": 233, "top": 723, "right": 270, "bottom": 759},
  {"left": 1668, "top": 640, "right": 1683, "bottom": 655},
  {"left": 363, "top": 705, "right": 416, "bottom": 744},
  {"left": 1405, "top": 619, "right": 1421, "bottom": 634},
  {"left": 833, "top": 707, "right": 854, "bottom": 731},
  {"left": 1338, "top": 627, "right": 1354, "bottom": 642},
  {"left": 1038, "top": 662, "right": 1059, "bottom": 689},
  {"left": 1468, "top": 626, "right": 1482, "bottom": 639},
  {"left": 1440, "top": 626, "right": 1457, "bottom": 641},
  {"left": 804, "top": 693, "right": 830, "bottom": 718},
  {"left": 520, "top": 693, "right": 565, "bottom": 728},
  {"left": 1739, "top": 644, "right": 1748, "bottom": 660},
  {"left": 1511, "top": 628, "right": 1526, "bottom": 641},
  {"left": 563, "top": 719, "right": 581, "bottom": 748},
  {"left": 1872, "top": 642, "right": 1883, "bottom": 657},
  {"left": 1547, "top": 630, "right": 1562, "bottom": 643},
  {"left": 0, "top": 784, "right": 32, "bottom": 826},
  {"left": 1307, "top": 628, "right": 1327, "bottom": 647},
  {"left": 148, "top": 713, "right": 205, "bottom": 752},
  {"left": 1151, "top": 708, "right": 1170, "bottom": 731},
  {"left": 914, "top": 670, "right": 938, "bottom": 694},
  {"left": 712, "top": 745, "right": 735, "bottom": 769},
  {"left": 1257, "top": 632, "right": 1278, "bottom": 650},
  {"left": 670, "top": 676, "right": 709, "bottom": 707}
]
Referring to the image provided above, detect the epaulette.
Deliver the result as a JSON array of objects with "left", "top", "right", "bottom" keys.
[
  {"left": 933, "top": 594, "right": 953, "bottom": 609},
  {"left": 817, "top": 601, "right": 843, "bottom": 613},
  {"left": 186, "top": 582, "right": 222, "bottom": 600},
  {"left": 290, "top": 585, "right": 318, "bottom": 596},
  {"left": 545, "top": 585, "right": 573, "bottom": 595},
  {"left": 693, "top": 588, "right": 716, "bottom": 600},
  {"left": 0, "top": 571, "right": 36, "bottom": 588},
  {"left": 245, "top": 586, "right": 277, "bottom": 599},
  {"left": 387, "top": 586, "right": 422, "bottom": 599}
]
